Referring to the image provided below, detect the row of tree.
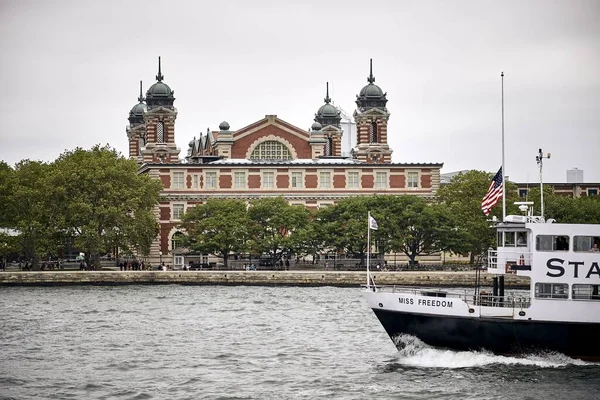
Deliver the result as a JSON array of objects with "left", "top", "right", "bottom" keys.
[
  {"left": 0, "top": 146, "right": 162, "bottom": 268},
  {"left": 1, "top": 148, "right": 599, "bottom": 268},
  {"left": 181, "top": 171, "right": 600, "bottom": 267}
]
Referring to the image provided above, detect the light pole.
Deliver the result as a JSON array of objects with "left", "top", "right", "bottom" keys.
[{"left": 159, "top": 251, "right": 162, "bottom": 266}]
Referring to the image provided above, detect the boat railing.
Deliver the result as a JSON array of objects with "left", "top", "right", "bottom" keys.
[
  {"left": 370, "top": 285, "right": 531, "bottom": 309},
  {"left": 487, "top": 249, "right": 533, "bottom": 271},
  {"left": 473, "top": 294, "right": 531, "bottom": 309},
  {"left": 488, "top": 250, "right": 498, "bottom": 269}
]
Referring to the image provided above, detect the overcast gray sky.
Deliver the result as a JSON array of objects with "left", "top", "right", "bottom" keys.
[{"left": 1, "top": 0, "right": 599, "bottom": 183}]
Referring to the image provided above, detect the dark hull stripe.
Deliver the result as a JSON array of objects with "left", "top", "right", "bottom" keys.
[{"left": 372, "top": 308, "right": 600, "bottom": 360}]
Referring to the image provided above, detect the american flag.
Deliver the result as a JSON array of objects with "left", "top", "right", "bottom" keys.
[{"left": 481, "top": 167, "right": 503, "bottom": 216}]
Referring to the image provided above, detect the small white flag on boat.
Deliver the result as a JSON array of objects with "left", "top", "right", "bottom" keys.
[{"left": 369, "top": 215, "right": 378, "bottom": 230}]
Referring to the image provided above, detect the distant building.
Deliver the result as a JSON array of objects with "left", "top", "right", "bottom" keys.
[
  {"left": 516, "top": 183, "right": 598, "bottom": 198},
  {"left": 440, "top": 170, "right": 598, "bottom": 199},
  {"left": 440, "top": 170, "right": 470, "bottom": 185},
  {"left": 567, "top": 168, "right": 584, "bottom": 183},
  {"left": 125, "top": 58, "right": 443, "bottom": 267}
]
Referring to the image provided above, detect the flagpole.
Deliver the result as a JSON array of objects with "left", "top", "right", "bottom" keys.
[
  {"left": 367, "top": 211, "right": 371, "bottom": 288},
  {"left": 501, "top": 72, "right": 506, "bottom": 221}
]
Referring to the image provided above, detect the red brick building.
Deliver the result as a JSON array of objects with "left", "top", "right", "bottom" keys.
[{"left": 126, "top": 58, "right": 443, "bottom": 267}]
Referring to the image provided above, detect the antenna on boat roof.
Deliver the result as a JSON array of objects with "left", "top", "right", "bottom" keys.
[{"left": 535, "top": 148, "right": 551, "bottom": 220}]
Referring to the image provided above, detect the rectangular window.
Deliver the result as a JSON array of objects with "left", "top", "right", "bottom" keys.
[
  {"left": 347, "top": 172, "right": 360, "bottom": 189},
  {"left": 172, "top": 204, "right": 184, "bottom": 220},
  {"left": 573, "top": 236, "right": 600, "bottom": 252},
  {"left": 572, "top": 284, "right": 600, "bottom": 300},
  {"left": 588, "top": 189, "right": 598, "bottom": 196},
  {"left": 407, "top": 171, "right": 419, "bottom": 188},
  {"left": 262, "top": 172, "right": 274, "bottom": 189},
  {"left": 205, "top": 171, "right": 217, "bottom": 189},
  {"left": 519, "top": 189, "right": 528, "bottom": 198},
  {"left": 504, "top": 232, "right": 515, "bottom": 246},
  {"left": 516, "top": 232, "right": 528, "bottom": 247},
  {"left": 536, "top": 235, "right": 569, "bottom": 251},
  {"left": 174, "top": 256, "right": 184, "bottom": 268},
  {"left": 234, "top": 172, "right": 246, "bottom": 189},
  {"left": 535, "top": 283, "right": 568, "bottom": 299},
  {"left": 375, "top": 172, "right": 388, "bottom": 189},
  {"left": 172, "top": 172, "right": 185, "bottom": 189},
  {"left": 291, "top": 172, "right": 303, "bottom": 188},
  {"left": 319, "top": 171, "right": 331, "bottom": 189},
  {"left": 192, "top": 174, "right": 199, "bottom": 189}
]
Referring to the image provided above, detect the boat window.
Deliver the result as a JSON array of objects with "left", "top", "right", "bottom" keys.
[
  {"left": 504, "top": 232, "right": 515, "bottom": 246},
  {"left": 497, "top": 232, "right": 503, "bottom": 247},
  {"left": 573, "top": 236, "right": 600, "bottom": 253},
  {"left": 572, "top": 284, "right": 600, "bottom": 301},
  {"left": 536, "top": 235, "right": 569, "bottom": 251},
  {"left": 516, "top": 232, "right": 528, "bottom": 247},
  {"left": 535, "top": 283, "right": 568, "bottom": 299}
]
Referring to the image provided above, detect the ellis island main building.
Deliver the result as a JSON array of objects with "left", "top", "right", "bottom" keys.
[{"left": 125, "top": 58, "right": 443, "bottom": 267}]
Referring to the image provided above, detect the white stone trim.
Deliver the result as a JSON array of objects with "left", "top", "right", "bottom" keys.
[{"left": 406, "top": 169, "right": 421, "bottom": 189}]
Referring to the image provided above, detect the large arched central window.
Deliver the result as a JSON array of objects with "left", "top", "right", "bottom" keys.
[{"left": 250, "top": 140, "right": 292, "bottom": 160}]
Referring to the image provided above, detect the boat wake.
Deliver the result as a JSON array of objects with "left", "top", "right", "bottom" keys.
[{"left": 390, "top": 334, "right": 592, "bottom": 369}]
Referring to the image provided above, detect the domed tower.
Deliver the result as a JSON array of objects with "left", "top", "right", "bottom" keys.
[
  {"left": 314, "top": 82, "right": 343, "bottom": 157},
  {"left": 353, "top": 59, "right": 392, "bottom": 163},
  {"left": 140, "top": 57, "right": 180, "bottom": 164},
  {"left": 126, "top": 81, "right": 147, "bottom": 161}
]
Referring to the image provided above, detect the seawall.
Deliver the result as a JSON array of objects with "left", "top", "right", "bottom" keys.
[{"left": 0, "top": 270, "right": 529, "bottom": 288}]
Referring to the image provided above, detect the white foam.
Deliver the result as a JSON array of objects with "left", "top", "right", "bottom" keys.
[{"left": 392, "top": 334, "right": 592, "bottom": 369}]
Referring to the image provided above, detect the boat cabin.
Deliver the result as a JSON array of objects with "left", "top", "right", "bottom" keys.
[{"left": 488, "top": 215, "right": 600, "bottom": 302}]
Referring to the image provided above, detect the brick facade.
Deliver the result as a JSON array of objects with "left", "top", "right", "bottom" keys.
[{"left": 126, "top": 60, "right": 444, "bottom": 267}]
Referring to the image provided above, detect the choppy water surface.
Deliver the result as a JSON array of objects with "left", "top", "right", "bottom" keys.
[{"left": 0, "top": 285, "right": 598, "bottom": 399}]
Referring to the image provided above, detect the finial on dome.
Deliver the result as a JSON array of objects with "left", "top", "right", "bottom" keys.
[
  {"left": 137, "top": 80, "right": 144, "bottom": 103},
  {"left": 219, "top": 121, "right": 230, "bottom": 131},
  {"left": 324, "top": 82, "right": 331, "bottom": 104},
  {"left": 367, "top": 58, "right": 375, "bottom": 84},
  {"left": 156, "top": 56, "right": 164, "bottom": 82}
]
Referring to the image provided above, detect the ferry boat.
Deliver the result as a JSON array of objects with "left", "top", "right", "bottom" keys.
[
  {"left": 364, "top": 212, "right": 600, "bottom": 360},
  {"left": 364, "top": 161, "right": 600, "bottom": 361}
]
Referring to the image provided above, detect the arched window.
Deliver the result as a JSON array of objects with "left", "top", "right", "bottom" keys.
[
  {"left": 171, "top": 231, "right": 184, "bottom": 251},
  {"left": 369, "top": 121, "right": 378, "bottom": 143},
  {"left": 157, "top": 122, "right": 165, "bottom": 143},
  {"left": 250, "top": 141, "right": 292, "bottom": 160}
]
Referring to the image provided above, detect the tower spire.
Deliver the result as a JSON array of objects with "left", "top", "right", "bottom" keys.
[
  {"left": 324, "top": 82, "right": 331, "bottom": 104},
  {"left": 156, "top": 56, "right": 164, "bottom": 82},
  {"left": 137, "top": 80, "right": 144, "bottom": 103},
  {"left": 367, "top": 58, "right": 375, "bottom": 83}
]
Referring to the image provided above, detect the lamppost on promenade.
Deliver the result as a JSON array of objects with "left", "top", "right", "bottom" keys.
[{"left": 159, "top": 251, "right": 162, "bottom": 266}]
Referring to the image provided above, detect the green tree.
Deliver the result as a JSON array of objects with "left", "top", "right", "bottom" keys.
[
  {"left": 437, "top": 170, "right": 519, "bottom": 264},
  {"left": 7, "top": 160, "right": 60, "bottom": 267},
  {"left": 527, "top": 186, "right": 600, "bottom": 224},
  {"left": 317, "top": 196, "right": 373, "bottom": 264},
  {"left": 383, "top": 196, "right": 468, "bottom": 264},
  {"left": 50, "top": 145, "right": 162, "bottom": 268},
  {"left": 291, "top": 208, "right": 328, "bottom": 265},
  {"left": 180, "top": 198, "right": 250, "bottom": 268},
  {"left": 0, "top": 161, "right": 15, "bottom": 228},
  {"left": 247, "top": 197, "right": 310, "bottom": 267}
]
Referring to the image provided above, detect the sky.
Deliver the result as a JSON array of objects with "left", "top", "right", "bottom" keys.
[{"left": 1, "top": 0, "right": 599, "bottom": 183}]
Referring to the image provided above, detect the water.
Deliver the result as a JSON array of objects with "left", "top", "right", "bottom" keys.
[{"left": 0, "top": 286, "right": 598, "bottom": 400}]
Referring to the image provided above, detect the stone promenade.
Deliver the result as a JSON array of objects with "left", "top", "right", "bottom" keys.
[{"left": 0, "top": 270, "right": 529, "bottom": 288}]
